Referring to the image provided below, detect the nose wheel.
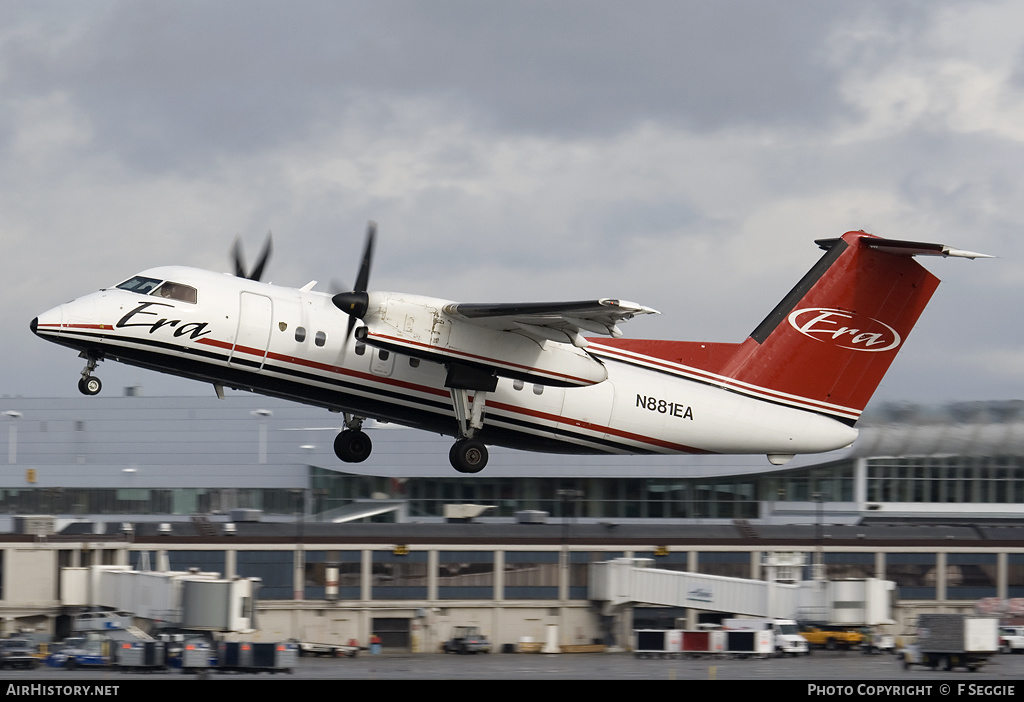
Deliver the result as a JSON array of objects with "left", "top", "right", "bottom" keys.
[
  {"left": 77, "top": 353, "right": 103, "bottom": 396},
  {"left": 78, "top": 376, "right": 102, "bottom": 396}
]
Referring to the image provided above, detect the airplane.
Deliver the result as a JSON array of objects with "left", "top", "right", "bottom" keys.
[{"left": 31, "top": 226, "right": 990, "bottom": 473}]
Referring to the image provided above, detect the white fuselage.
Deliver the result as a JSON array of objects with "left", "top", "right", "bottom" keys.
[{"left": 33, "top": 266, "right": 858, "bottom": 457}]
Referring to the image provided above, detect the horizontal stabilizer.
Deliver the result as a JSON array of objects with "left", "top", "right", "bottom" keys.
[{"left": 816, "top": 236, "right": 993, "bottom": 259}]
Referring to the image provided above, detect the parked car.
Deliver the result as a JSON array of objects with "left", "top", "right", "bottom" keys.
[
  {"left": 443, "top": 626, "right": 491, "bottom": 654},
  {"left": 0, "top": 639, "right": 38, "bottom": 669}
]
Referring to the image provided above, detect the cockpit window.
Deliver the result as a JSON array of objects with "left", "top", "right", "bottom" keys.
[
  {"left": 116, "top": 276, "right": 163, "bottom": 294},
  {"left": 151, "top": 281, "right": 198, "bottom": 304},
  {"left": 116, "top": 277, "right": 198, "bottom": 304}
]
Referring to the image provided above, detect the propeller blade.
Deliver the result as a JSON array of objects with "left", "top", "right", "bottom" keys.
[
  {"left": 354, "top": 221, "right": 376, "bottom": 292},
  {"left": 231, "top": 236, "right": 246, "bottom": 278},
  {"left": 333, "top": 221, "right": 378, "bottom": 350},
  {"left": 248, "top": 231, "right": 273, "bottom": 281}
]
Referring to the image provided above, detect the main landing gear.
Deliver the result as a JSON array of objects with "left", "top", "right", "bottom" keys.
[
  {"left": 77, "top": 353, "right": 103, "bottom": 396},
  {"left": 447, "top": 384, "right": 490, "bottom": 474},
  {"left": 450, "top": 438, "right": 488, "bottom": 474},
  {"left": 334, "top": 414, "right": 372, "bottom": 463}
]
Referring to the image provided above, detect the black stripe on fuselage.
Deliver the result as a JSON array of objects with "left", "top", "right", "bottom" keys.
[
  {"left": 46, "top": 329, "right": 656, "bottom": 455},
  {"left": 588, "top": 348, "right": 858, "bottom": 427}
]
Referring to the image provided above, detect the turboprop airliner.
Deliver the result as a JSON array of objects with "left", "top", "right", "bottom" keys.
[{"left": 31, "top": 226, "right": 989, "bottom": 473}]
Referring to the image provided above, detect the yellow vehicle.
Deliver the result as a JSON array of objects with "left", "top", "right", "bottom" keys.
[{"left": 799, "top": 625, "right": 865, "bottom": 651}]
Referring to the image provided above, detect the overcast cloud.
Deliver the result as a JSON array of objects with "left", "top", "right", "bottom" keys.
[{"left": 3, "top": 0, "right": 1022, "bottom": 407}]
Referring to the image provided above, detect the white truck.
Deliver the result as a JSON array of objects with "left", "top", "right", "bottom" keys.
[
  {"left": 722, "top": 618, "right": 809, "bottom": 656},
  {"left": 998, "top": 625, "right": 1024, "bottom": 654},
  {"left": 903, "top": 614, "right": 998, "bottom": 672}
]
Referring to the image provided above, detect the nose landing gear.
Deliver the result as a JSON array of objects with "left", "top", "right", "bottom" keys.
[
  {"left": 77, "top": 353, "right": 103, "bottom": 396},
  {"left": 78, "top": 376, "right": 102, "bottom": 396}
]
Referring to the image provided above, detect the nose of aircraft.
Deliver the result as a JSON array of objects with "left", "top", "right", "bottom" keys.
[{"left": 31, "top": 304, "right": 64, "bottom": 339}]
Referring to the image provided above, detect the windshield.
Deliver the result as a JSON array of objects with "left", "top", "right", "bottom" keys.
[
  {"left": 116, "top": 276, "right": 162, "bottom": 294},
  {"left": 116, "top": 277, "right": 197, "bottom": 304},
  {"left": 777, "top": 624, "right": 799, "bottom": 636}
]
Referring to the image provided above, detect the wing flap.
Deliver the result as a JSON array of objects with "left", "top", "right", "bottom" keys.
[{"left": 443, "top": 298, "right": 659, "bottom": 338}]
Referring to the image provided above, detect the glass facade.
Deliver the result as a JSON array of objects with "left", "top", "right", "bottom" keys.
[
  {"left": 867, "top": 455, "right": 1024, "bottom": 503},
  {"left": 237, "top": 550, "right": 294, "bottom": 599},
  {"left": 312, "top": 469, "right": 761, "bottom": 521},
  {"left": 946, "top": 552, "right": 997, "bottom": 600},
  {"left": 504, "top": 551, "right": 559, "bottom": 599},
  {"left": 885, "top": 553, "right": 937, "bottom": 600},
  {"left": 822, "top": 552, "right": 875, "bottom": 580},
  {"left": 437, "top": 551, "right": 494, "bottom": 600},
  {"left": 372, "top": 551, "right": 428, "bottom": 600},
  {"left": 697, "top": 551, "right": 750, "bottom": 578},
  {"left": 5, "top": 454, "right": 1024, "bottom": 522}
]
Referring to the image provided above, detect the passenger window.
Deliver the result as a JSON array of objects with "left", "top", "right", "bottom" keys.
[
  {"left": 314, "top": 331, "right": 326, "bottom": 347},
  {"left": 513, "top": 379, "right": 524, "bottom": 391},
  {"left": 354, "top": 342, "right": 366, "bottom": 356},
  {"left": 295, "top": 327, "right": 306, "bottom": 342},
  {"left": 533, "top": 384, "right": 544, "bottom": 395},
  {"left": 409, "top": 358, "right": 420, "bottom": 368},
  {"left": 378, "top": 350, "right": 390, "bottom": 361}
]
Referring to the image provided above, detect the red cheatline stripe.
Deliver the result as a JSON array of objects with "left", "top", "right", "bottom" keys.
[{"left": 589, "top": 343, "right": 860, "bottom": 420}]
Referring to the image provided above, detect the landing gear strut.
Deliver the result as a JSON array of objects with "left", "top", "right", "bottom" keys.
[
  {"left": 334, "top": 414, "right": 372, "bottom": 463},
  {"left": 445, "top": 364, "right": 497, "bottom": 473},
  {"left": 77, "top": 353, "right": 102, "bottom": 396}
]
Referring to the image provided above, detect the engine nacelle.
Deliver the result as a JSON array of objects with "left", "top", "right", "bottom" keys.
[{"left": 358, "top": 293, "right": 607, "bottom": 387}]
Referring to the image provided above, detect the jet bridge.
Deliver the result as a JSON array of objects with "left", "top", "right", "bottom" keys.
[
  {"left": 589, "top": 558, "right": 801, "bottom": 619},
  {"left": 589, "top": 558, "right": 896, "bottom": 625}
]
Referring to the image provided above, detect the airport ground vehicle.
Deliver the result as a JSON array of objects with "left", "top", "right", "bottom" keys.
[
  {"left": 723, "top": 619, "right": 808, "bottom": 656},
  {"left": 216, "top": 641, "right": 297, "bottom": 674},
  {"left": 298, "top": 640, "right": 360, "bottom": 657},
  {"left": 46, "top": 636, "right": 113, "bottom": 670},
  {"left": 902, "top": 614, "right": 998, "bottom": 672},
  {"left": 443, "top": 626, "right": 491, "bottom": 654},
  {"left": 998, "top": 626, "right": 1024, "bottom": 653},
  {"left": 800, "top": 625, "right": 864, "bottom": 650},
  {"left": 861, "top": 628, "right": 896, "bottom": 654},
  {"left": 0, "top": 638, "right": 38, "bottom": 669}
]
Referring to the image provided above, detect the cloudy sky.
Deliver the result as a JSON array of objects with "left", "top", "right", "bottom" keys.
[{"left": 3, "top": 0, "right": 1023, "bottom": 408}]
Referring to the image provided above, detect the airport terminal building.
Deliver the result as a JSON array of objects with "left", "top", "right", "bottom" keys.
[{"left": 0, "top": 392, "right": 1022, "bottom": 648}]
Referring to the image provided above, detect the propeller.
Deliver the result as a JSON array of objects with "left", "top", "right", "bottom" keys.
[
  {"left": 332, "top": 221, "right": 377, "bottom": 342},
  {"left": 232, "top": 231, "right": 274, "bottom": 281}
]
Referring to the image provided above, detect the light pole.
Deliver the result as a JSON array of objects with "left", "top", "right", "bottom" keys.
[{"left": 4, "top": 411, "right": 22, "bottom": 465}]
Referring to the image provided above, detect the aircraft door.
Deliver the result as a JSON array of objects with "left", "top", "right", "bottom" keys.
[{"left": 230, "top": 292, "right": 273, "bottom": 370}]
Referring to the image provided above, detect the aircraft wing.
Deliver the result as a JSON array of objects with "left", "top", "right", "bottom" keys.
[{"left": 442, "top": 299, "right": 659, "bottom": 340}]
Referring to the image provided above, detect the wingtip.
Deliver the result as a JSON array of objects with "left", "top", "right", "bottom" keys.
[{"left": 943, "top": 247, "right": 995, "bottom": 260}]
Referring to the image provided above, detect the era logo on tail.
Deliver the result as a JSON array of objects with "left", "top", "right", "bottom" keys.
[{"left": 787, "top": 307, "right": 901, "bottom": 353}]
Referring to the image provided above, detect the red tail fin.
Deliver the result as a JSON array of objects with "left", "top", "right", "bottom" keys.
[{"left": 719, "top": 231, "right": 943, "bottom": 423}]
